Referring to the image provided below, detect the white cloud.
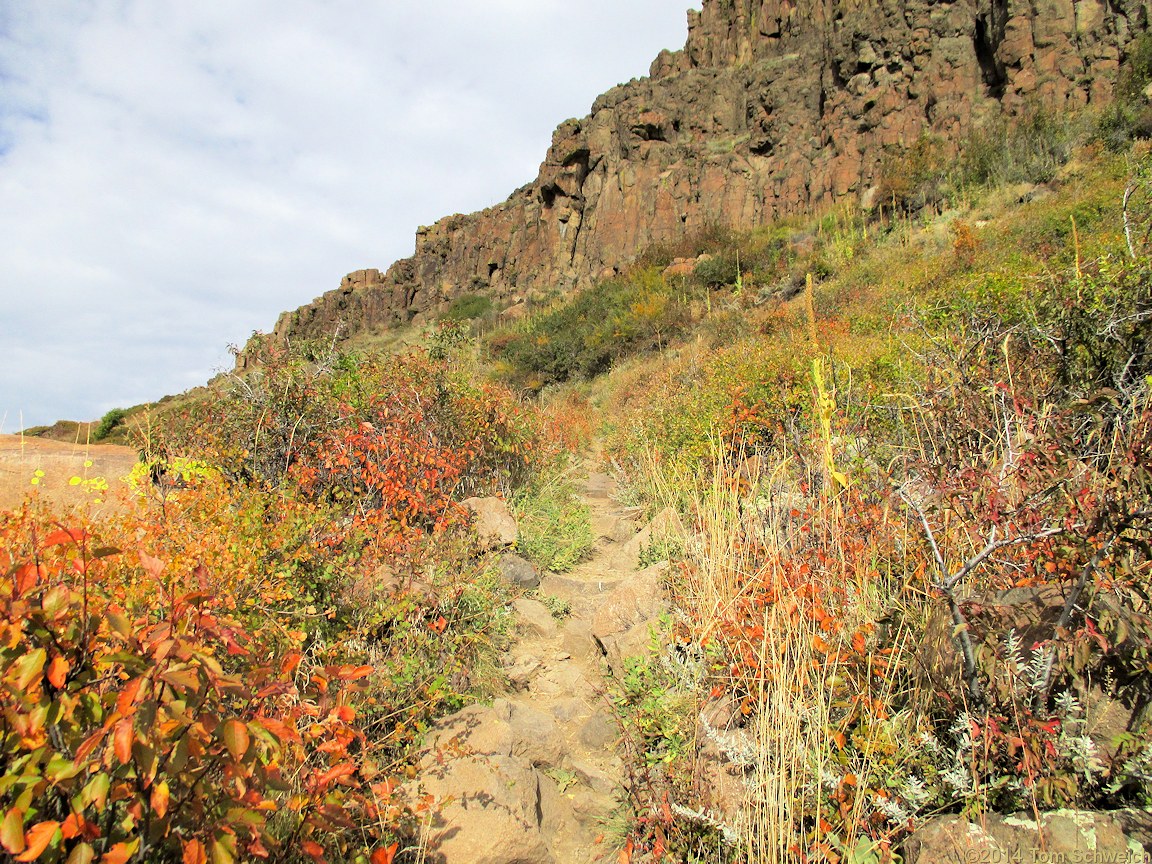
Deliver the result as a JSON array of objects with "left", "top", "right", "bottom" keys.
[{"left": 0, "top": 0, "right": 688, "bottom": 430}]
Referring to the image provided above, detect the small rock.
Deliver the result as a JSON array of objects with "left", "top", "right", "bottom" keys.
[
  {"left": 500, "top": 553, "right": 541, "bottom": 589},
  {"left": 903, "top": 811, "right": 1149, "bottom": 864},
  {"left": 506, "top": 656, "right": 542, "bottom": 690}
]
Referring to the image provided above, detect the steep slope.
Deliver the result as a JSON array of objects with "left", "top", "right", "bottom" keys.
[{"left": 271, "top": 0, "right": 1149, "bottom": 343}]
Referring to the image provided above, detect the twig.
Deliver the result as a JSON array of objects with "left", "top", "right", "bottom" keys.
[{"left": 1124, "top": 183, "right": 1138, "bottom": 260}]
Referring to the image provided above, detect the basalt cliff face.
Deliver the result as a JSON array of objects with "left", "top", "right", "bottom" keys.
[{"left": 272, "top": 0, "right": 1150, "bottom": 343}]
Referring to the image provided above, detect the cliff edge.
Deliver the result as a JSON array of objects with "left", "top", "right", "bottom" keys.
[{"left": 271, "top": 0, "right": 1150, "bottom": 344}]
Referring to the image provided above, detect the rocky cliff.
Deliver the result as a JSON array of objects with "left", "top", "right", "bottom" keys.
[{"left": 272, "top": 0, "right": 1151, "bottom": 343}]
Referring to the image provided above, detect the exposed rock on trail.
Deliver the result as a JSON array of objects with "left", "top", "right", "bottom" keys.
[{"left": 415, "top": 470, "right": 671, "bottom": 863}]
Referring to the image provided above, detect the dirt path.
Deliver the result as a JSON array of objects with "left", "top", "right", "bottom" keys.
[
  {"left": 416, "top": 469, "right": 671, "bottom": 863},
  {"left": 0, "top": 434, "right": 139, "bottom": 514}
]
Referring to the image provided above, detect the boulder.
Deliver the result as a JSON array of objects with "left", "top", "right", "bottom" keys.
[
  {"left": 590, "top": 563, "right": 668, "bottom": 639},
  {"left": 500, "top": 552, "right": 541, "bottom": 589},
  {"left": 463, "top": 496, "right": 518, "bottom": 550},
  {"left": 903, "top": 811, "right": 1152, "bottom": 864},
  {"left": 418, "top": 754, "right": 553, "bottom": 864}
]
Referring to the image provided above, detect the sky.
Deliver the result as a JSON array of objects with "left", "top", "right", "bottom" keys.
[{"left": 0, "top": 1, "right": 691, "bottom": 431}]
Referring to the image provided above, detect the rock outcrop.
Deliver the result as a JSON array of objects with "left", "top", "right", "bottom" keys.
[{"left": 271, "top": 0, "right": 1151, "bottom": 344}]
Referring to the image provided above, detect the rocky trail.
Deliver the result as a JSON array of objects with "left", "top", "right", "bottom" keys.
[{"left": 415, "top": 469, "right": 675, "bottom": 863}]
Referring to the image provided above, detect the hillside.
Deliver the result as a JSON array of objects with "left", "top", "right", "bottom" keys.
[
  {"left": 1, "top": 2, "right": 1151, "bottom": 864},
  {"left": 267, "top": 0, "right": 1149, "bottom": 346}
]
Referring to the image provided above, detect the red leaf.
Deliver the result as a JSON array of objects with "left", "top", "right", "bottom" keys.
[
  {"left": 16, "top": 821, "right": 59, "bottom": 861},
  {"left": 43, "top": 528, "right": 87, "bottom": 548},
  {"left": 370, "top": 844, "right": 398, "bottom": 864}
]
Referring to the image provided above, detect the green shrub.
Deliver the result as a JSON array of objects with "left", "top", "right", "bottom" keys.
[
  {"left": 489, "top": 269, "right": 689, "bottom": 389},
  {"left": 959, "top": 109, "right": 1078, "bottom": 188},
  {"left": 93, "top": 407, "right": 127, "bottom": 441},
  {"left": 1099, "top": 33, "right": 1152, "bottom": 149},
  {"left": 443, "top": 293, "right": 494, "bottom": 321},
  {"left": 513, "top": 474, "right": 594, "bottom": 573}
]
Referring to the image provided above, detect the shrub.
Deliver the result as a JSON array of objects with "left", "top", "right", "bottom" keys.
[
  {"left": 442, "top": 293, "right": 493, "bottom": 322},
  {"left": 93, "top": 408, "right": 127, "bottom": 441},
  {"left": 489, "top": 269, "right": 690, "bottom": 389},
  {"left": 0, "top": 511, "right": 399, "bottom": 864},
  {"left": 1099, "top": 33, "right": 1152, "bottom": 149},
  {"left": 513, "top": 474, "right": 594, "bottom": 573}
]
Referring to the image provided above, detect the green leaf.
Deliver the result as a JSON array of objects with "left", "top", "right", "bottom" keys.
[
  {"left": 44, "top": 756, "right": 81, "bottom": 784},
  {"left": 10, "top": 650, "right": 46, "bottom": 691},
  {"left": 210, "top": 835, "right": 236, "bottom": 864},
  {"left": 0, "top": 808, "right": 25, "bottom": 854},
  {"left": 81, "top": 774, "right": 110, "bottom": 812}
]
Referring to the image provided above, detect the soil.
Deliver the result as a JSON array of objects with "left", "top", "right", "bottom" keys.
[{"left": 0, "top": 434, "right": 139, "bottom": 514}]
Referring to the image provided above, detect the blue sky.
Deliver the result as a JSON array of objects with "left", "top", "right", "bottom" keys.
[{"left": 0, "top": 1, "right": 689, "bottom": 431}]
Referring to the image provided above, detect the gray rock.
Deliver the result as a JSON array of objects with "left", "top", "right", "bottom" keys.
[{"left": 500, "top": 552, "right": 541, "bottom": 588}]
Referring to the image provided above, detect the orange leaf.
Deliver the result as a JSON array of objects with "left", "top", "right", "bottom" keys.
[
  {"left": 137, "top": 550, "right": 166, "bottom": 581},
  {"left": 301, "top": 840, "right": 325, "bottom": 861},
  {"left": 428, "top": 616, "right": 447, "bottom": 634},
  {"left": 331, "top": 664, "right": 373, "bottom": 681},
  {"left": 100, "top": 842, "right": 134, "bottom": 864},
  {"left": 221, "top": 720, "right": 250, "bottom": 761},
  {"left": 811, "top": 634, "right": 830, "bottom": 654},
  {"left": 833, "top": 731, "right": 847, "bottom": 750},
  {"left": 851, "top": 631, "right": 867, "bottom": 654},
  {"left": 280, "top": 652, "right": 303, "bottom": 675},
  {"left": 315, "top": 763, "right": 356, "bottom": 789},
  {"left": 116, "top": 678, "right": 144, "bottom": 717},
  {"left": 46, "top": 656, "right": 69, "bottom": 690},
  {"left": 60, "top": 814, "right": 84, "bottom": 841},
  {"left": 150, "top": 780, "right": 170, "bottom": 819},
  {"left": 619, "top": 838, "right": 634, "bottom": 864},
  {"left": 182, "top": 839, "right": 207, "bottom": 864},
  {"left": 16, "top": 821, "right": 59, "bottom": 861},
  {"left": 113, "top": 718, "right": 134, "bottom": 765},
  {"left": 370, "top": 844, "right": 398, "bottom": 864}
]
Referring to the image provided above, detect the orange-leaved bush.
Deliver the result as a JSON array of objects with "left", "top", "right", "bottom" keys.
[{"left": 0, "top": 508, "right": 405, "bottom": 864}]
